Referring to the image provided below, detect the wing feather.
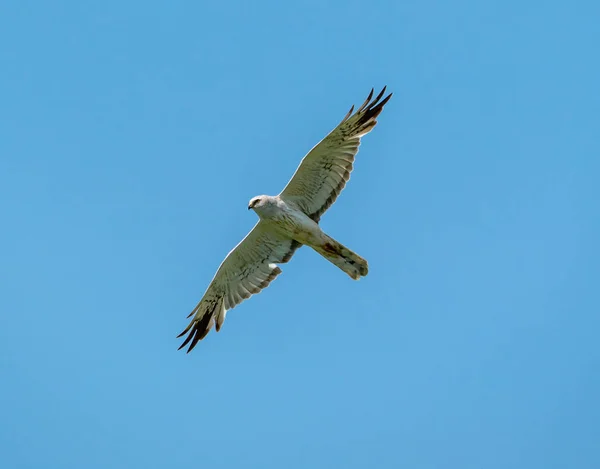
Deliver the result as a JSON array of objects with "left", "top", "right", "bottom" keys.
[
  {"left": 177, "top": 222, "right": 300, "bottom": 353},
  {"left": 279, "top": 87, "right": 392, "bottom": 222}
]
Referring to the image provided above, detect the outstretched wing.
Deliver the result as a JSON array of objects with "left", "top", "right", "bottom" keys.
[
  {"left": 177, "top": 222, "right": 300, "bottom": 353},
  {"left": 279, "top": 87, "right": 392, "bottom": 222}
]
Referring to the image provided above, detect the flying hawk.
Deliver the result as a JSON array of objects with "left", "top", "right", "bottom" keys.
[{"left": 178, "top": 87, "right": 392, "bottom": 352}]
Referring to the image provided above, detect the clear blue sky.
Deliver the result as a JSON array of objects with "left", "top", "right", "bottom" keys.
[{"left": 1, "top": 1, "right": 598, "bottom": 468}]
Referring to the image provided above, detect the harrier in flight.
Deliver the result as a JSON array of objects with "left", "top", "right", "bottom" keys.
[{"left": 178, "top": 87, "right": 392, "bottom": 352}]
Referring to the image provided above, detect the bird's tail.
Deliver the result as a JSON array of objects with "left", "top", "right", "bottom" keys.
[{"left": 313, "top": 235, "right": 368, "bottom": 280}]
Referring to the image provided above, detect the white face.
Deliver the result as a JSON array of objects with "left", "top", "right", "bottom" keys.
[{"left": 248, "top": 197, "right": 262, "bottom": 210}]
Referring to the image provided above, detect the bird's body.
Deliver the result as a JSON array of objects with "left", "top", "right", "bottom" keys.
[
  {"left": 177, "top": 87, "right": 392, "bottom": 352},
  {"left": 252, "top": 195, "right": 368, "bottom": 280},
  {"left": 256, "top": 197, "right": 323, "bottom": 246}
]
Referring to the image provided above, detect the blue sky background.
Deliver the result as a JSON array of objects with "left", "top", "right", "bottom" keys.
[{"left": 1, "top": 1, "right": 599, "bottom": 468}]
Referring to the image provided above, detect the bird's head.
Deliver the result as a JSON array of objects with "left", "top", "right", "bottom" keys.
[{"left": 248, "top": 196, "right": 266, "bottom": 211}]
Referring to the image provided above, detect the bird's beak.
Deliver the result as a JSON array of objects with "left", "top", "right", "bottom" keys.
[{"left": 248, "top": 204, "right": 252, "bottom": 210}]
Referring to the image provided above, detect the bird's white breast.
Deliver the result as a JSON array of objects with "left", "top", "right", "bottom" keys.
[{"left": 271, "top": 201, "right": 323, "bottom": 245}]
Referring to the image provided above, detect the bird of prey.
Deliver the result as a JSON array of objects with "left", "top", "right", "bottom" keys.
[{"left": 178, "top": 87, "right": 392, "bottom": 352}]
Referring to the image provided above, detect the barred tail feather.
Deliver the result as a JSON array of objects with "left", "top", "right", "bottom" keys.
[{"left": 313, "top": 236, "right": 368, "bottom": 280}]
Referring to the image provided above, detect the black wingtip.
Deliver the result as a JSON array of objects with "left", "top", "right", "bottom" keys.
[
  {"left": 176, "top": 321, "right": 193, "bottom": 338},
  {"left": 374, "top": 86, "right": 387, "bottom": 103},
  {"left": 364, "top": 86, "right": 389, "bottom": 112},
  {"left": 380, "top": 92, "right": 393, "bottom": 108},
  {"left": 178, "top": 328, "right": 195, "bottom": 350},
  {"left": 357, "top": 88, "right": 375, "bottom": 113},
  {"left": 341, "top": 104, "right": 355, "bottom": 122}
]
